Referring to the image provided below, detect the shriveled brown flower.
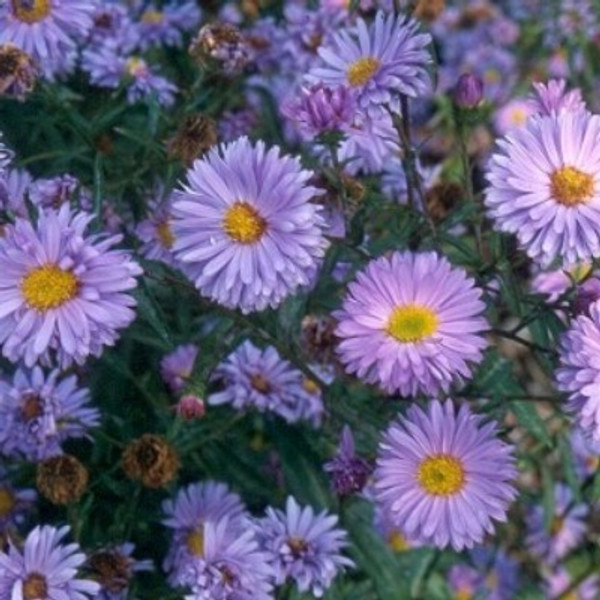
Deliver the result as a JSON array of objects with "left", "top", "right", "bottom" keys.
[
  {"left": 167, "top": 114, "right": 218, "bottom": 166},
  {"left": 425, "top": 182, "right": 464, "bottom": 222},
  {"left": 189, "top": 23, "right": 250, "bottom": 74},
  {"left": 0, "top": 44, "right": 38, "bottom": 101},
  {"left": 122, "top": 434, "right": 179, "bottom": 488},
  {"left": 413, "top": 0, "right": 446, "bottom": 22},
  {"left": 301, "top": 314, "right": 338, "bottom": 365},
  {"left": 89, "top": 548, "right": 134, "bottom": 594},
  {"left": 36, "top": 455, "right": 88, "bottom": 505}
]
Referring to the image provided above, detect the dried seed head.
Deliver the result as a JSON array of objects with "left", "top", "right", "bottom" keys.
[
  {"left": 413, "top": 0, "right": 446, "bottom": 22},
  {"left": 89, "top": 548, "right": 133, "bottom": 594},
  {"left": 0, "top": 44, "right": 38, "bottom": 101},
  {"left": 167, "top": 115, "right": 218, "bottom": 166},
  {"left": 36, "top": 455, "right": 88, "bottom": 505},
  {"left": 189, "top": 23, "right": 250, "bottom": 75},
  {"left": 122, "top": 434, "right": 180, "bottom": 488}
]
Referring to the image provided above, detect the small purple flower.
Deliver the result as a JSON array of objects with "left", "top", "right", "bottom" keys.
[
  {"left": 526, "top": 483, "right": 587, "bottom": 564},
  {"left": 470, "top": 546, "right": 520, "bottom": 600},
  {"left": 218, "top": 108, "right": 259, "bottom": 143},
  {"left": 0, "top": 366, "right": 100, "bottom": 461},
  {"left": 375, "top": 400, "right": 517, "bottom": 551},
  {"left": 453, "top": 73, "right": 484, "bottom": 108},
  {"left": 1, "top": 168, "right": 31, "bottom": 218},
  {"left": 160, "top": 344, "right": 199, "bottom": 393},
  {"left": 136, "top": 192, "right": 177, "bottom": 267},
  {"left": 448, "top": 564, "right": 480, "bottom": 599},
  {"left": 493, "top": 98, "right": 535, "bottom": 134},
  {"left": 335, "top": 251, "right": 488, "bottom": 397},
  {"left": 571, "top": 428, "right": 600, "bottom": 478},
  {"left": 255, "top": 496, "right": 353, "bottom": 597},
  {"left": 0, "top": 206, "right": 142, "bottom": 368},
  {"left": 88, "top": 3, "right": 138, "bottom": 52},
  {"left": 545, "top": 567, "right": 599, "bottom": 600},
  {"left": 557, "top": 301, "right": 600, "bottom": 440},
  {"left": 282, "top": 84, "right": 356, "bottom": 140},
  {"left": 171, "top": 137, "right": 328, "bottom": 313},
  {"left": 209, "top": 341, "right": 324, "bottom": 427},
  {"left": 486, "top": 109, "right": 600, "bottom": 266},
  {"left": 0, "top": 468, "right": 36, "bottom": 533},
  {"left": 530, "top": 79, "right": 587, "bottom": 116},
  {"left": 308, "top": 11, "right": 432, "bottom": 115},
  {"left": 373, "top": 503, "right": 420, "bottom": 552},
  {"left": 135, "top": 1, "right": 201, "bottom": 50},
  {"left": 324, "top": 426, "right": 371, "bottom": 497},
  {"left": 0, "top": 524, "right": 100, "bottom": 599},
  {"left": 175, "top": 394, "right": 206, "bottom": 421},
  {"left": 29, "top": 173, "right": 90, "bottom": 211}
]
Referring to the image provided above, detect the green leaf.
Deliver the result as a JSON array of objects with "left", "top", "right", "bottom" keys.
[{"left": 510, "top": 401, "right": 552, "bottom": 448}]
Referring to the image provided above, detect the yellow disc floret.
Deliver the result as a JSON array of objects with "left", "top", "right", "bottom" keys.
[
  {"left": 223, "top": 202, "right": 267, "bottom": 244},
  {"left": 12, "top": 0, "right": 51, "bottom": 24},
  {"left": 347, "top": 57, "right": 380, "bottom": 87},
  {"left": 21, "top": 265, "right": 78, "bottom": 311},
  {"left": 417, "top": 454, "right": 465, "bottom": 496},
  {"left": 550, "top": 166, "right": 594, "bottom": 207},
  {"left": 386, "top": 304, "right": 438, "bottom": 343}
]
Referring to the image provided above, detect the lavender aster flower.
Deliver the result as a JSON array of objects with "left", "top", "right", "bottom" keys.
[
  {"left": 0, "top": 524, "right": 100, "bottom": 599},
  {"left": 0, "top": 205, "right": 142, "bottom": 367},
  {"left": 282, "top": 84, "right": 356, "bottom": 140},
  {"left": 530, "top": 79, "right": 586, "bottom": 116},
  {"left": 161, "top": 344, "right": 199, "bottom": 393},
  {"left": 308, "top": 11, "right": 432, "bottom": 115},
  {"left": 256, "top": 496, "right": 353, "bottom": 597},
  {"left": 526, "top": 483, "right": 587, "bottom": 564},
  {"left": 0, "top": 366, "right": 100, "bottom": 461},
  {"left": 0, "top": 0, "right": 95, "bottom": 79},
  {"left": 470, "top": 546, "right": 520, "bottom": 600},
  {"left": 374, "top": 400, "right": 517, "bottom": 551},
  {"left": 546, "top": 567, "right": 599, "bottom": 600},
  {"left": 486, "top": 109, "right": 600, "bottom": 266},
  {"left": 557, "top": 301, "right": 600, "bottom": 440},
  {"left": 324, "top": 426, "right": 371, "bottom": 497},
  {"left": 448, "top": 564, "right": 480, "bottom": 600},
  {"left": 493, "top": 98, "right": 534, "bottom": 134},
  {"left": 0, "top": 468, "right": 35, "bottom": 533},
  {"left": 208, "top": 341, "right": 324, "bottom": 427},
  {"left": 335, "top": 251, "right": 488, "bottom": 396},
  {"left": 136, "top": 194, "right": 177, "bottom": 267},
  {"left": 135, "top": 1, "right": 201, "bottom": 50},
  {"left": 171, "top": 137, "right": 328, "bottom": 313},
  {"left": 29, "top": 173, "right": 90, "bottom": 211},
  {"left": 570, "top": 428, "right": 600, "bottom": 478}
]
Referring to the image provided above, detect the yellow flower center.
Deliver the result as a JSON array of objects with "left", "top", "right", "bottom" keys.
[
  {"left": 550, "top": 516, "right": 564, "bottom": 535},
  {"left": 455, "top": 588, "right": 473, "bottom": 600},
  {"left": 22, "top": 573, "right": 48, "bottom": 600},
  {"left": 140, "top": 9, "right": 164, "bottom": 24},
  {"left": 347, "top": 56, "right": 380, "bottom": 87},
  {"left": 550, "top": 166, "right": 595, "bottom": 207},
  {"left": 510, "top": 108, "right": 527, "bottom": 126},
  {"left": 126, "top": 57, "right": 147, "bottom": 77},
  {"left": 386, "top": 304, "right": 438, "bottom": 343},
  {"left": 11, "top": 0, "right": 51, "bottom": 24},
  {"left": 387, "top": 531, "right": 410, "bottom": 553},
  {"left": 569, "top": 263, "right": 592, "bottom": 282},
  {"left": 417, "top": 454, "right": 465, "bottom": 496},
  {"left": 0, "top": 487, "right": 16, "bottom": 517},
  {"left": 563, "top": 593, "right": 579, "bottom": 600},
  {"left": 186, "top": 528, "right": 205, "bottom": 557},
  {"left": 156, "top": 221, "right": 175, "bottom": 249},
  {"left": 302, "top": 378, "right": 320, "bottom": 395},
  {"left": 223, "top": 202, "right": 266, "bottom": 244},
  {"left": 21, "top": 265, "right": 78, "bottom": 311},
  {"left": 250, "top": 373, "right": 271, "bottom": 394}
]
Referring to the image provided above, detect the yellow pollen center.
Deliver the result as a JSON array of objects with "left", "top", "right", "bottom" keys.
[
  {"left": 386, "top": 304, "right": 438, "bottom": 343},
  {"left": 550, "top": 516, "right": 564, "bottom": 535},
  {"left": 12, "top": 0, "right": 51, "bottom": 23},
  {"left": 455, "top": 588, "right": 474, "bottom": 600},
  {"left": 563, "top": 593, "right": 579, "bottom": 600},
  {"left": 223, "top": 202, "right": 266, "bottom": 244},
  {"left": 302, "top": 378, "right": 320, "bottom": 395},
  {"left": 21, "top": 265, "right": 78, "bottom": 311},
  {"left": 387, "top": 531, "right": 410, "bottom": 553},
  {"left": 417, "top": 454, "right": 465, "bottom": 496},
  {"left": 550, "top": 166, "right": 594, "bottom": 207},
  {"left": 23, "top": 572, "right": 48, "bottom": 600},
  {"left": 510, "top": 108, "right": 527, "bottom": 126},
  {"left": 0, "top": 487, "right": 16, "bottom": 517},
  {"left": 141, "top": 9, "right": 164, "bottom": 24},
  {"left": 186, "top": 528, "right": 205, "bottom": 557},
  {"left": 156, "top": 221, "right": 175, "bottom": 249},
  {"left": 347, "top": 56, "right": 380, "bottom": 87}
]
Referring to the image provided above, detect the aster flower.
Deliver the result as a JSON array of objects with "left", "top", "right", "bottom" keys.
[
  {"left": 0, "top": 468, "right": 36, "bottom": 533},
  {"left": 373, "top": 504, "right": 419, "bottom": 553},
  {"left": 557, "top": 301, "right": 600, "bottom": 440},
  {"left": 470, "top": 546, "right": 520, "bottom": 600},
  {"left": 448, "top": 564, "right": 480, "bottom": 600},
  {"left": 335, "top": 251, "right": 488, "bottom": 397},
  {"left": 0, "top": 366, "right": 99, "bottom": 461},
  {"left": 256, "top": 496, "right": 353, "bottom": 597},
  {"left": 545, "top": 567, "right": 599, "bottom": 600},
  {"left": 29, "top": 173, "right": 90, "bottom": 211},
  {"left": 324, "top": 426, "right": 371, "bottom": 497},
  {"left": 174, "top": 517, "right": 274, "bottom": 600},
  {"left": 486, "top": 109, "right": 600, "bottom": 266},
  {"left": 82, "top": 42, "right": 177, "bottom": 107},
  {"left": 282, "top": 84, "right": 356, "bottom": 140},
  {"left": 171, "top": 137, "right": 328, "bottom": 313},
  {"left": 308, "top": 11, "right": 432, "bottom": 115},
  {"left": 208, "top": 341, "right": 324, "bottom": 427},
  {"left": 1, "top": 168, "right": 32, "bottom": 218},
  {"left": 0, "top": 524, "right": 100, "bottom": 599},
  {"left": 161, "top": 344, "right": 199, "bottom": 393},
  {"left": 135, "top": 1, "right": 201, "bottom": 50},
  {"left": 189, "top": 22, "right": 250, "bottom": 75},
  {"left": 136, "top": 192, "right": 178, "bottom": 267},
  {"left": 530, "top": 79, "right": 586, "bottom": 116},
  {"left": 374, "top": 400, "right": 517, "bottom": 550},
  {"left": 493, "top": 98, "right": 534, "bottom": 134},
  {"left": 218, "top": 107, "right": 259, "bottom": 143},
  {"left": 526, "top": 483, "right": 587, "bottom": 564},
  {"left": 570, "top": 428, "right": 600, "bottom": 478},
  {"left": 0, "top": 0, "right": 95, "bottom": 79},
  {"left": 0, "top": 205, "right": 142, "bottom": 367},
  {"left": 87, "top": 3, "right": 138, "bottom": 52}
]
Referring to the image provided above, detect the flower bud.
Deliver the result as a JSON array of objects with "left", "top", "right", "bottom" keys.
[
  {"left": 175, "top": 394, "right": 206, "bottom": 420},
  {"left": 453, "top": 73, "right": 484, "bottom": 109}
]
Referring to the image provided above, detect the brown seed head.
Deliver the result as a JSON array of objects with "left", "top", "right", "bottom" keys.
[
  {"left": 36, "top": 454, "right": 88, "bottom": 505},
  {"left": 167, "top": 114, "right": 218, "bottom": 166},
  {"left": 122, "top": 434, "right": 180, "bottom": 488}
]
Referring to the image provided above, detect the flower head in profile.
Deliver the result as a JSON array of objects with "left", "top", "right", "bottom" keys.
[
  {"left": 161, "top": 344, "right": 199, "bottom": 393},
  {"left": 29, "top": 173, "right": 90, "bottom": 211},
  {"left": 208, "top": 340, "right": 324, "bottom": 426},
  {"left": 136, "top": 191, "right": 178, "bottom": 267},
  {"left": 486, "top": 109, "right": 600, "bottom": 266},
  {"left": 172, "top": 137, "right": 328, "bottom": 313},
  {"left": 526, "top": 483, "right": 588, "bottom": 564},
  {"left": 0, "top": 0, "right": 95, "bottom": 79},
  {"left": 374, "top": 400, "right": 517, "bottom": 550},
  {"left": 256, "top": 496, "right": 353, "bottom": 597},
  {"left": 557, "top": 301, "right": 600, "bottom": 441},
  {"left": 308, "top": 11, "right": 432, "bottom": 114},
  {"left": 0, "top": 524, "right": 100, "bottom": 599},
  {"left": 0, "top": 367, "right": 99, "bottom": 461},
  {"left": 545, "top": 567, "right": 599, "bottom": 600},
  {"left": 0, "top": 206, "right": 141, "bottom": 367},
  {"left": 0, "top": 468, "right": 36, "bottom": 533},
  {"left": 530, "top": 79, "right": 586, "bottom": 116},
  {"left": 335, "top": 251, "right": 488, "bottom": 397},
  {"left": 0, "top": 44, "right": 38, "bottom": 100},
  {"left": 570, "top": 428, "right": 600, "bottom": 478}
]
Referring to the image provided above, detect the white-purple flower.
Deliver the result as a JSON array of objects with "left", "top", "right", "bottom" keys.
[{"left": 160, "top": 344, "right": 199, "bottom": 393}]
